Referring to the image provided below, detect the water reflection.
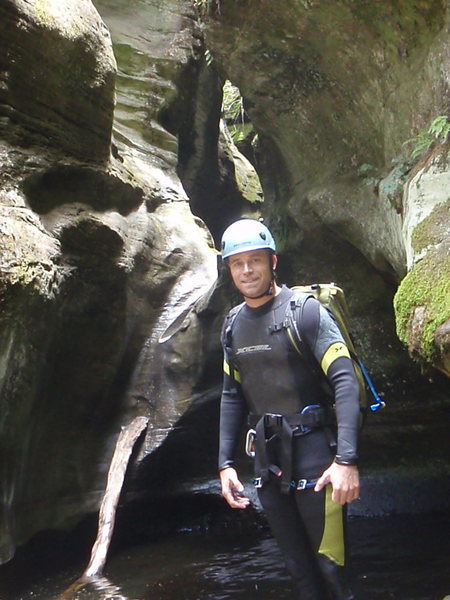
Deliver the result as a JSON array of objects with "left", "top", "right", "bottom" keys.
[
  {"left": 58, "top": 575, "right": 130, "bottom": 600},
  {"left": 99, "top": 516, "right": 450, "bottom": 600},
  {"left": 2, "top": 512, "right": 448, "bottom": 600}
]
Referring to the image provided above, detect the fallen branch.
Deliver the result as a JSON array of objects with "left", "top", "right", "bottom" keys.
[{"left": 59, "top": 416, "right": 148, "bottom": 598}]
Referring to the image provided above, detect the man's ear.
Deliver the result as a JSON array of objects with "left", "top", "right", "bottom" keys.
[{"left": 272, "top": 253, "right": 278, "bottom": 271}]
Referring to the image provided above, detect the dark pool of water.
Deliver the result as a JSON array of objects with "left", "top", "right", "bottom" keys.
[{"left": 0, "top": 512, "right": 449, "bottom": 600}]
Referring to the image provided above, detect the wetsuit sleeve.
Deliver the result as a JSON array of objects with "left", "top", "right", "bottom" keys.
[
  {"left": 218, "top": 331, "right": 247, "bottom": 471},
  {"left": 301, "top": 297, "right": 360, "bottom": 465}
]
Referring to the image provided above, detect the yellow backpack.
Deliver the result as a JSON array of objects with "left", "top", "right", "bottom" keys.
[{"left": 287, "top": 283, "right": 385, "bottom": 415}]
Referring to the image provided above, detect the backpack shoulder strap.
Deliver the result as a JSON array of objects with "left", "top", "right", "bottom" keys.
[
  {"left": 285, "top": 291, "right": 313, "bottom": 357},
  {"left": 286, "top": 291, "right": 334, "bottom": 404},
  {"left": 221, "top": 302, "right": 246, "bottom": 384},
  {"left": 222, "top": 301, "right": 246, "bottom": 354}
]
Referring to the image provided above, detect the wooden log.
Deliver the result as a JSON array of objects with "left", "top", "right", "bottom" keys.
[
  {"left": 59, "top": 416, "right": 148, "bottom": 598},
  {"left": 83, "top": 416, "right": 148, "bottom": 578}
]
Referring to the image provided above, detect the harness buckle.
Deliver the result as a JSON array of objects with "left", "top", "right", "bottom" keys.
[
  {"left": 291, "top": 478, "right": 318, "bottom": 491},
  {"left": 253, "top": 477, "right": 263, "bottom": 488},
  {"left": 264, "top": 413, "right": 283, "bottom": 430}
]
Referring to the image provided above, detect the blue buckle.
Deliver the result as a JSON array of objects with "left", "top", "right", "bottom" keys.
[{"left": 290, "top": 478, "right": 315, "bottom": 491}]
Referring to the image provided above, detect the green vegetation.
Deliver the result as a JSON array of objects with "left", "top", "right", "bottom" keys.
[
  {"left": 191, "top": 0, "right": 221, "bottom": 16},
  {"left": 394, "top": 248, "right": 450, "bottom": 363},
  {"left": 405, "top": 115, "right": 450, "bottom": 159},
  {"left": 192, "top": 0, "right": 208, "bottom": 9},
  {"left": 222, "top": 80, "right": 254, "bottom": 144},
  {"left": 411, "top": 200, "right": 450, "bottom": 254}
]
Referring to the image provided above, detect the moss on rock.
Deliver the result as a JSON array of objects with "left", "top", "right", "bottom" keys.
[
  {"left": 411, "top": 199, "right": 450, "bottom": 254},
  {"left": 394, "top": 245, "right": 450, "bottom": 364}
]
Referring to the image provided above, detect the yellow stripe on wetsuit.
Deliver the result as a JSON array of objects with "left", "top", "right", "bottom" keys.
[
  {"left": 223, "top": 358, "right": 241, "bottom": 382},
  {"left": 320, "top": 342, "right": 350, "bottom": 375},
  {"left": 318, "top": 485, "right": 345, "bottom": 566}
]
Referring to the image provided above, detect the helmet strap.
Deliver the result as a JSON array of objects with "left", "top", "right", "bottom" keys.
[
  {"left": 242, "top": 272, "right": 276, "bottom": 300},
  {"left": 228, "top": 251, "right": 277, "bottom": 301}
]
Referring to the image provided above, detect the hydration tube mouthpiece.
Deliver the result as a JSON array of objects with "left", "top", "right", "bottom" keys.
[
  {"left": 370, "top": 398, "right": 386, "bottom": 412},
  {"left": 358, "top": 360, "right": 386, "bottom": 412}
]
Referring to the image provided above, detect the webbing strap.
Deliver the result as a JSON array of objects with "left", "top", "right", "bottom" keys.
[
  {"left": 253, "top": 411, "right": 331, "bottom": 495},
  {"left": 253, "top": 477, "right": 318, "bottom": 490},
  {"left": 254, "top": 418, "right": 282, "bottom": 481},
  {"left": 279, "top": 417, "right": 294, "bottom": 493},
  {"left": 248, "top": 407, "right": 334, "bottom": 430}
]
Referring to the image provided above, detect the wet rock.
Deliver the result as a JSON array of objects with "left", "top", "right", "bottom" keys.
[
  {"left": 394, "top": 150, "right": 450, "bottom": 374},
  {"left": 22, "top": 166, "right": 143, "bottom": 216},
  {"left": 0, "top": 0, "right": 219, "bottom": 564},
  {"left": 1, "top": 0, "right": 450, "bottom": 569},
  {"left": 0, "top": 0, "right": 116, "bottom": 161},
  {"left": 202, "top": 0, "right": 450, "bottom": 376}
]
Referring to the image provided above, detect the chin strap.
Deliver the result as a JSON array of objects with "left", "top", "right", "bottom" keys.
[{"left": 243, "top": 275, "right": 275, "bottom": 300}]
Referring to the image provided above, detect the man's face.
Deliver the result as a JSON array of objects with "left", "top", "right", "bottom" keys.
[{"left": 228, "top": 249, "right": 276, "bottom": 299}]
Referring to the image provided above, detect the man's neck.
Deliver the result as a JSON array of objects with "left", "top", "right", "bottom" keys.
[{"left": 244, "top": 283, "right": 282, "bottom": 308}]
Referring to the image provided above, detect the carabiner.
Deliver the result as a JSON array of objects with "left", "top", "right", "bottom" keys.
[{"left": 245, "top": 428, "right": 256, "bottom": 457}]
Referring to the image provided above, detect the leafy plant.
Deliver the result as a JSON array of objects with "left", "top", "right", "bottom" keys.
[
  {"left": 222, "top": 80, "right": 254, "bottom": 143},
  {"left": 191, "top": 0, "right": 221, "bottom": 16},
  {"left": 405, "top": 115, "right": 450, "bottom": 159},
  {"left": 223, "top": 80, "right": 244, "bottom": 123},
  {"left": 192, "top": 0, "right": 208, "bottom": 9}
]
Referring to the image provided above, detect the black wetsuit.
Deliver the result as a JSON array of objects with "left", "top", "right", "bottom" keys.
[{"left": 219, "top": 285, "right": 360, "bottom": 600}]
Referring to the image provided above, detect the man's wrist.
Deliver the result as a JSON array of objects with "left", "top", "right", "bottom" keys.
[
  {"left": 218, "top": 461, "right": 235, "bottom": 472},
  {"left": 334, "top": 455, "right": 358, "bottom": 466}
]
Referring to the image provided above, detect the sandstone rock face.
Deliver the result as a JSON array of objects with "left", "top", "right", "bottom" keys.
[
  {"left": 1, "top": 0, "right": 450, "bottom": 566},
  {"left": 394, "top": 146, "right": 450, "bottom": 375},
  {"left": 0, "top": 0, "right": 219, "bottom": 563},
  {"left": 202, "top": 0, "right": 450, "bottom": 375},
  {"left": 0, "top": 0, "right": 117, "bottom": 161}
]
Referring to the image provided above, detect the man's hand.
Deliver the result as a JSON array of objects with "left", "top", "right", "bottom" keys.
[
  {"left": 219, "top": 467, "right": 250, "bottom": 509},
  {"left": 314, "top": 462, "right": 360, "bottom": 505}
]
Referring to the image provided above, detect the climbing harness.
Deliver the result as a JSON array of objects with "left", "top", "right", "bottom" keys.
[
  {"left": 248, "top": 406, "right": 335, "bottom": 494},
  {"left": 245, "top": 428, "right": 256, "bottom": 458},
  {"left": 223, "top": 282, "right": 386, "bottom": 494},
  {"left": 253, "top": 476, "right": 318, "bottom": 490}
]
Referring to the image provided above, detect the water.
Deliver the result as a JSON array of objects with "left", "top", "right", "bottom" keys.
[{"left": 0, "top": 512, "right": 448, "bottom": 600}]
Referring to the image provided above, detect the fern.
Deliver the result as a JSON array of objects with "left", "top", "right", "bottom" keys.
[
  {"left": 428, "top": 115, "right": 450, "bottom": 138},
  {"left": 406, "top": 115, "right": 450, "bottom": 159}
]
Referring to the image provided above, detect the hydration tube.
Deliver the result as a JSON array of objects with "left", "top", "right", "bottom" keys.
[{"left": 358, "top": 360, "right": 386, "bottom": 412}]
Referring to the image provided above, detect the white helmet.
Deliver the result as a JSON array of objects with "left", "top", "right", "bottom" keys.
[{"left": 221, "top": 219, "right": 276, "bottom": 259}]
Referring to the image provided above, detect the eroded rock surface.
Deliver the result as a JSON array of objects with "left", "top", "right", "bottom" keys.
[
  {"left": 202, "top": 0, "right": 450, "bottom": 375},
  {"left": 1, "top": 0, "right": 450, "bottom": 566},
  {"left": 0, "top": 0, "right": 219, "bottom": 563},
  {"left": 395, "top": 148, "right": 450, "bottom": 375},
  {"left": 0, "top": 0, "right": 116, "bottom": 161}
]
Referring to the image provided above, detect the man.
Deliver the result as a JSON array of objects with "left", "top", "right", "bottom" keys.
[{"left": 218, "top": 218, "right": 360, "bottom": 599}]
